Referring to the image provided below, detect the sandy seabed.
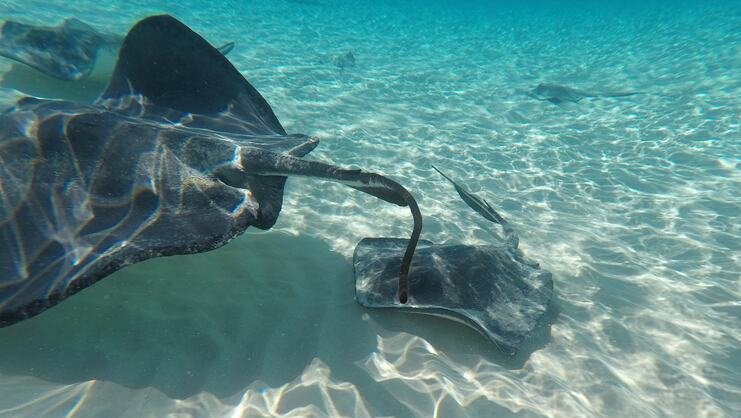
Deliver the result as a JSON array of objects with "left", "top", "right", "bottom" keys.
[{"left": 0, "top": 1, "right": 738, "bottom": 417}]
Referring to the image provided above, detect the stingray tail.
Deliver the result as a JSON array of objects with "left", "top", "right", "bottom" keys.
[
  {"left": 601, "top": 91, "right": 643, "bottom": 98},
  {"left": 240, "top": 148, "right": 422, "bottom": 304}
]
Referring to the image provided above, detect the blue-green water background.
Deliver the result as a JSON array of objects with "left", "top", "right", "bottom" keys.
[{"left": 0, "top": 1, "right": 738, "bottom": 417}]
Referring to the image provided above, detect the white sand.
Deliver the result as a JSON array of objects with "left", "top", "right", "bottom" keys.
[{"left": 0, "top": 1, "right": 738, "bottom": 417}]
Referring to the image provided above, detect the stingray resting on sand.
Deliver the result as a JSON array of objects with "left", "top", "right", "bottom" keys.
[
  {"left": 354, "top": 166, "right": 555, "bottom": 354},
  {"left": 0, "top": 15, "right": 422, "bottom": 326},
  {"left": 530, "top": 82, "right": 642, "bottom": 104},
  {"left": 0, "top": 17, "right": 234, "bottom": 102}
]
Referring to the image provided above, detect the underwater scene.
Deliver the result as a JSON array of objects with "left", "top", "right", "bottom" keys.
[{"left": 0, "top": 0, "right": 738, "bottom": 417}]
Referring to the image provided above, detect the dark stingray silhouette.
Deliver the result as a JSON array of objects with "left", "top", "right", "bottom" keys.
[
  {"left": 530, "top": 82, "right": 642, "bottom": 104},
  {"left": 0, "top": 18, "right": 234, "bottom": 102},
  {"left": 0, "top": 15, "right": 422, "bottom": 327},
  {"left": 0, "top": 17, "right": 234, "bottom": 81},
  {"left": 332, "top": 50, "right": 356, "bottom": 69},
  {"left": 354, "top": 166, "right": 554, "bottom": 354}
]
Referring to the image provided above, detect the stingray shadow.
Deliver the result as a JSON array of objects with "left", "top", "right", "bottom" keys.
[
  {"left": 0, "top": 232, "right": 351, "bottom": 399},
  {"left": 364, "top": 294, "right": 558, "bottom": 369},
  {"left": 0, "top": 230, "right": 555, "bottom": 402}
]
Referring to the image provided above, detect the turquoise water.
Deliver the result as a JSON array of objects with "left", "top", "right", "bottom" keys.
[{"left": 0, "top": 1, "right": 738, "bottom": 417}]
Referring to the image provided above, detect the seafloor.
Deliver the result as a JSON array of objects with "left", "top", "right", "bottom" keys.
[{"left": 0, "top": 1, "right": 738, "bottom": 417}]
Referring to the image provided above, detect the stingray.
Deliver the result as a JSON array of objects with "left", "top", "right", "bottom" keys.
[
  {"left": 354, "top": 166, "right": 554, "bottom": 353},
  {"left": 0, "top": 14, "right": 422, "bottom": 327},
  {"left": 0, "top": 18, "right": 234, "bottom": 102},
  {"left": 332, "top": 50, "right": 356, "bottom": 69},
  {"left": 530, "top": 82, "right": 641, "bottom": 104}
]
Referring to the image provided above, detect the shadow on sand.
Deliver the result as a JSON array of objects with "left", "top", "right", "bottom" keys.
[{"left": 0, "top": 231, "right": 555, "bottom": 410}]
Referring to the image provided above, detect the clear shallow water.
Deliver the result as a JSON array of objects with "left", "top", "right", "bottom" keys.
[{"left": 0, "top": 1, "right": 739, "bottom": 417}]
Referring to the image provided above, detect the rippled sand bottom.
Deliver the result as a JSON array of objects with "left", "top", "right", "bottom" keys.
[{"left": 0, "top": 1, "right": 738, "bottom": 417}]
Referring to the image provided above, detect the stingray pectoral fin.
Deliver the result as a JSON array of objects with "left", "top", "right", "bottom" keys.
[
  {"left": 0, "top": 19, "right": 106, "bottom": 81},
  {"left": 100, "top": 15, "right": 286, "bottom": 135},
  {"left": 216, "top": 42, "right": 235, "bottom": 55},
  {"left": 240, "top": 148, "right": 421, "bottom": 303}
]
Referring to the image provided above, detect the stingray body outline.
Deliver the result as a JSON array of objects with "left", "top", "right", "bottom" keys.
[
  {"left": 354, "top": 166, "right": 553, "bottom": 353},
  {"left": 0, "top": 17, "right": 120, "bottom": 81},
  {"left": 530, "top": 82, "right": 641, "bottom": 104},
  {"left": 0, "top": 17, "right": 235, "bottom": 81},
  {"left": 0, "top": 15, "right": 421, "bottom": 326},
  {"left": 0, "top": 18, "right": 234, "bottom": 103}
]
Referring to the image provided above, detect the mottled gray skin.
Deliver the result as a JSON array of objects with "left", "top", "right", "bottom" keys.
[
  {"left": 0, "top": 18, "right": 235, "bottom": 81},
  {"left": 354, "top": 167, "right": 554, "bottom": 354},
  {"left": 530, "top": 82, "right": 641, "bottom": 104},
  {"left": 0, "top": 18, "right": 234, "bottom": 102},
  {"left": 0, "top": 18, "right": 121, "bottom": 81},
  {"left": 0, "top": 15, "right": 421, "bottom": 327}
]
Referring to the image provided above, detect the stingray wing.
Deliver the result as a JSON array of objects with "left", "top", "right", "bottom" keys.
[
  {"left": 0, "top": 17, "right": 232, "bottom": 83},
  {"left": 97, "top": 15, "right": 422, "bottom": 301},
  {"left": 1, "top": 15, "right": 421, "bottom": 326},
  {"left": 0, "top": 97, "right": 290, "bottom": 326},
  {"left": 0, "top": 19, "right": 105, "bottom": 80},
  {"left": 97, "top": 15, "right": 285, "bottom": 136},
  {"left": 0, "top": 15, "right": 314, "bottom": 326}
]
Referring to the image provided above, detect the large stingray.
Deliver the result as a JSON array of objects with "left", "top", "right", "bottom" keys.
[
  {"left": 530, "top": 82, "right": 641, "bottom": 104},
  {"left": 0, "top": 15, "right": 422, "bottom": 327},
  {"left": 0, "top": 17, "right": 234, "bottom": 102},
  {"left": 354, "top": 166, "right": 554, "bottom": 353}
]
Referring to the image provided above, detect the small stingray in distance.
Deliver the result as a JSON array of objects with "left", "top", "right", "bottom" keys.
[
  {"left": 354, "top": 166, "right": 555, "bottom": 354},
  {"left": 0, "top": 17, "right": 234, "bottom": 102},
  {"left": 0, "top": 15, "right": 422, "bottom": 327},
  {"left": 332, "top": 50, "right": 356, "bottom": 70},
  {"left": 530, "top": 82, "right": 642, "bottom": 104}
]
